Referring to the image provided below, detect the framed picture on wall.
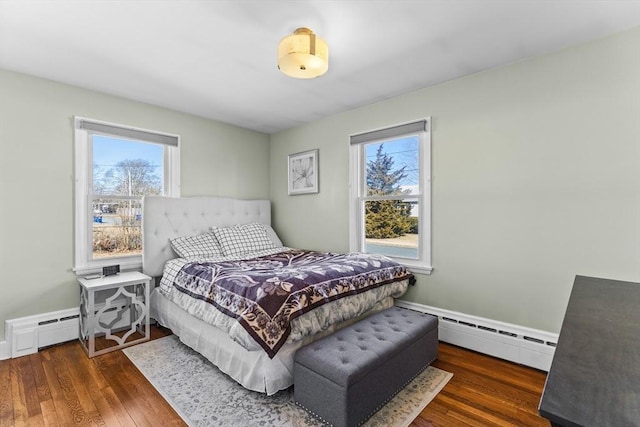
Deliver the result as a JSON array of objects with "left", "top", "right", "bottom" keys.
[{"left": 288, "top": 149, "right": 319, "bottom": 195}]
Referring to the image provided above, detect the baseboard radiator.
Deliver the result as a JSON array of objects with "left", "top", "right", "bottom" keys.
[
  {"left": 395, "top": 300, "right": 558, "bottom": 371},
  {"left": 3, "top": 300, "right": 558, "bottom": 369},
  {"left": 2, "top": 298, "right": 132, "bottom": 359}
]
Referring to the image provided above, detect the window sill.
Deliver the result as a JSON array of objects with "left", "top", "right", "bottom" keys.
[
  {"left": 73, "top": 258, "right": 142, "bottom": 277},
  {"left": 401, "top": 262, "right": 433, "bottom": 276}
]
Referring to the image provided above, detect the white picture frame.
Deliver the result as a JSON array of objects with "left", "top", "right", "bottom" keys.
[{"left": 288, "top": 149, "right": 319, "bottom": 195}]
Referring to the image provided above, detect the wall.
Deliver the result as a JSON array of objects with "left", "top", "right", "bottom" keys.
[
  {"left": 270, "top": 28, "right": 640, "bottom": 334},
  {"left": 1, "top": 28, "right": 638, "bottom": 344},
  {"left": 0, "top": 70, "right": 270, "bottom": 341}
]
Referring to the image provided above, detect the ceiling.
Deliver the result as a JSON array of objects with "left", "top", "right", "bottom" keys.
[{"left": 1, "top": 1, "right": 639, "bottom": 134}]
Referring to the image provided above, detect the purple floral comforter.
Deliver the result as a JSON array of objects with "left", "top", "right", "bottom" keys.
[{"left": 171, "top": 249, "right": 413, "bottom": 358}]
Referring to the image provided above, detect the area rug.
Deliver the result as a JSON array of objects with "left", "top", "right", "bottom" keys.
[{"left": 123, "top": 335, "right": 452, "bottom": 427}]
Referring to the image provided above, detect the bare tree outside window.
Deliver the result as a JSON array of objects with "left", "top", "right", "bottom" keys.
[{"left": 91, "top": 137, "right": 163, "bottom": 258}]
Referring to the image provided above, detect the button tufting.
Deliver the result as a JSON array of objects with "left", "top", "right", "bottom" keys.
[{"left": 294, "top": 307, "right": 438, "bottom": 425}]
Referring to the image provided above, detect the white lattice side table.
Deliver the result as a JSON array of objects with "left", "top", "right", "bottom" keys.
[{"left": 78, "top": 271, "right": 151, "bottom": 357}]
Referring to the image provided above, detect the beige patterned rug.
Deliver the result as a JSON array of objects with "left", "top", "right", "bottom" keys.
[{"left": 124, "top": 335, "right": 452, "bottom": 427}]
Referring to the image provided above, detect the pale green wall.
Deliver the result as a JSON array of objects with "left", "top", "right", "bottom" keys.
[
  {"left": 0, "top": 70, "right": 270, "bottom": 341},
  {"left": 1, "top": 29, "right": 638, "bottom": 344},
  {"left": 270, "top": 28, "right": 640, "bottom": 333}
]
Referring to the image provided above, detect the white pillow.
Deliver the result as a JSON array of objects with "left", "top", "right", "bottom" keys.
[
  {"left": 170, "top": 232, "right": 222, "bottom": 258},
  {"left": 212, "top": 223, "right": 276, "bottom": 256},
  {"left": 262, "top": 224, "right": 283, "bottom": 247}
]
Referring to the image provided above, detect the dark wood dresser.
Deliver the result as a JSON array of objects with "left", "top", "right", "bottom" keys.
[{"left": 539, "top": 275, "right": 640, "bottom": 426}]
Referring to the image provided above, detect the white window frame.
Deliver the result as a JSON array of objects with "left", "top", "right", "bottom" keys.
[
  {"left": 349, "top": 118, "right": 433, "bottom": 275},
  {"left": 73, "top": 116, "right": 180, "bottom": 275}
]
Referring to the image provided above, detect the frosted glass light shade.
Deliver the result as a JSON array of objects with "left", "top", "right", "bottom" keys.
[{"left": 278, "top": 27, "right": 328, "bottom": 79}]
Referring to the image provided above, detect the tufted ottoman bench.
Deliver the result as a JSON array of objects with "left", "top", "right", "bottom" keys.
[{"left": 293, "top": 306, "right": 438, "bottom": 427}]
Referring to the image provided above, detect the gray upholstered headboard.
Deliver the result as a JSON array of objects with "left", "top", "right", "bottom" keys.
[{"left": 142, "top": 196, "right": 272, "bottom": 277}]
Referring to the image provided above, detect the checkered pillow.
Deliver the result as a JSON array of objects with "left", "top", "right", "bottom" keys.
[
  {"left": 212, "top": 223, "right": 276, "bottom": 256},
  {"left": 169, "top": 232, "right": 223, "bottom": 258}
]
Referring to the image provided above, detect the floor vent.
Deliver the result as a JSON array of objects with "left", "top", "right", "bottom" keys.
[{"left": 396, "top": 300, "right": 558, "bottom": 371}]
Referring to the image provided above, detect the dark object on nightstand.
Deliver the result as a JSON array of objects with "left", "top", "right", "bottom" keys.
[{"left": 102, "top": 264, "right": 120, "bottom": 276}]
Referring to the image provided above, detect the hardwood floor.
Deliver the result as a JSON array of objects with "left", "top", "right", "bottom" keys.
[
  {"left": 1, "top": 326, "right": 550, "bottom": 427},
  {"left": 421, "top": 344, "right": 550, "bottom": 426}
]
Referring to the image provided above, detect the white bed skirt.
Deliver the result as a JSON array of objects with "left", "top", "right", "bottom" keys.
[
  {"left": 150, "top": 288, "right": 298, "bottom": 395},
  {"left": 150, "top": 288, "right": 396, "bottom": 395}
]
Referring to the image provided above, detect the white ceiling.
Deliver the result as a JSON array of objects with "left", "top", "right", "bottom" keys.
[{"left": 1, "top": 1, "right": 639, "bottom": 134}]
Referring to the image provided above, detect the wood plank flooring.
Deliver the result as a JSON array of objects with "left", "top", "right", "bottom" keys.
[
  {"left": 1, "top": 326, "right": 550, "bottom": 426},
  {"left": 423, "top": 343, "right": 549, "bottom": 426}
]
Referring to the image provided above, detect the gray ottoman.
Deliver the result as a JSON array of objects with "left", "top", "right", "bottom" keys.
[{"left": 294, "top": 306, "right": 438, "bottom": 427}]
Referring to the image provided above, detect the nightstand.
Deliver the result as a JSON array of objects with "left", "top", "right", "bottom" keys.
[{"left": 78, "top": 271, "right": 151, "bottom": 357}]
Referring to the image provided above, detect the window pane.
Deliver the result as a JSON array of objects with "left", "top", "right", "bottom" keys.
[
  {"left": 92, "top": 198, "right": 142, "bottom": 259},
  {"left": 365, "top": 136, "right": 419, "bottom": 196},
  {"left": 364, "top": 199, "right": 419, "bottom": 260},
  {"left": 92, "top": 135, "right": 164, "bottom": 197},
  {"left": 350, "top": 118, "right": 430, "bottom": 271},
  {"left": 91, "top": 134, "right": 163, "bottom": 259}
]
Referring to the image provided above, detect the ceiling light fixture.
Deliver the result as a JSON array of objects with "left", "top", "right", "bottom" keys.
[{"left": 278, "top": 27, "right": 328, "bottom": 79}]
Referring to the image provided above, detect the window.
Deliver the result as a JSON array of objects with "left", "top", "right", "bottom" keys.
[
  {"left": 349, "top": 118, "right": 432, "bottom": 275},
  {"left": 74, "top": 117, "right": 180, "bottom": 274}
]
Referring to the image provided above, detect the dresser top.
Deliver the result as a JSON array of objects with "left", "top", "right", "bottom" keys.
[{"left": 539, "top": 275, "right": 640, "bottom": 426}]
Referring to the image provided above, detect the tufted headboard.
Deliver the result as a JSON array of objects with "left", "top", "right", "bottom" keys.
[{"left": 142, "top": 196, "right": 272, "bottom": 277}]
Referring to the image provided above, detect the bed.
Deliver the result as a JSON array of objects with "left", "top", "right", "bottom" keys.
[{"left": 142, "top": 196, "right": 412, "bottom": 395}]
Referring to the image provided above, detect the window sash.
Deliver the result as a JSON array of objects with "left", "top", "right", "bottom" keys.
[
  {"left": 349, "top": 118, "right": 432, "bottom": 275},
  {"left": 89, "top": 195, "right": 143, "bottom": 261},
  {"left": 360, "top": 197, "right": 422, "bottom": 260},
  {"left": 74, "top": 116, "right": 180, "bottom": 275}
]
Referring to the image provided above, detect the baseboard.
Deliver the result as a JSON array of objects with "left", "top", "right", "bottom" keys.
[
  {"left": 395, "top": 300, "right": 558, "bottom": 371},
  {"left": 5, "top": 308, "right": 80, "bottom": 358},
  {"left": 4, "top": 300, "right": 558, "bottom": 370},
  {"left": 4, "top": 298, "right": 133, "bottom": 359}
]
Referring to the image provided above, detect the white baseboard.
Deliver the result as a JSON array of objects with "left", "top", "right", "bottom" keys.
[
  {"left": 396, "top": 300, "right": 558, "bottom": 371},
  {"left": 3, "top": 300, "right": 558, "bottom": 371},
  {"left": 5, "top": 308, "right": 80, "bottom": 358},
  {"left": 3, "top": 299, "right": 133, "bottom": 359}
]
